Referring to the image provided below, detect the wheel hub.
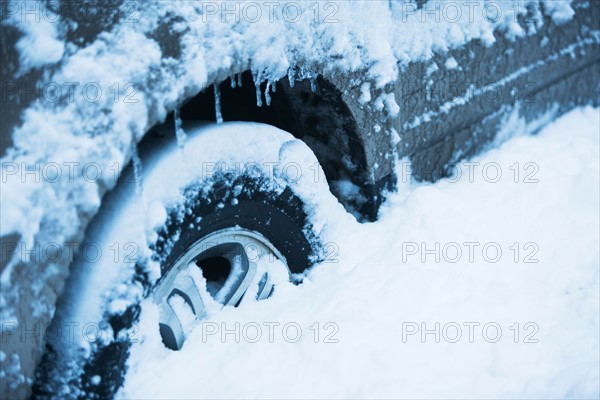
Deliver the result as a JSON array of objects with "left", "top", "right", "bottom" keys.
[{"left": 153, "top": 228, "right": 288, "bottom": 350}]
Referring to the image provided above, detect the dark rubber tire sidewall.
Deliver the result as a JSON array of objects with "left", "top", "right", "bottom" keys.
[{"left": 155, "top": 172, "right": 319, "bottom": 276}]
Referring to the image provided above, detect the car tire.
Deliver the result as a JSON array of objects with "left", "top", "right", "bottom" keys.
[{"left": 32, "top": 123, "right": 325, "bottom": 399}]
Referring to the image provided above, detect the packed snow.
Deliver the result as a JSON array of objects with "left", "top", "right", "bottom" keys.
[{"left": 118, "top": 107, "right": 599, "bottom": 398}]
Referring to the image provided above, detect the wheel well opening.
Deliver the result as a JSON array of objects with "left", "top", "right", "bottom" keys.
[
  {"left": 196, "top": 256, "right": 231, "bottom": 297},
  {"left": 174, "top": 71, "right": 370, "bottom": 219}
]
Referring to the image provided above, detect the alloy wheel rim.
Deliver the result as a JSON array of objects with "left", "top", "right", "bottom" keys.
[{"left": 153, "top": 227, "right": 288, "bottom": 350}]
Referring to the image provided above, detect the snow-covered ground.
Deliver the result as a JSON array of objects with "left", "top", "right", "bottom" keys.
[{"left": 120, "top": 107, "right": 599, "bottom": 399}]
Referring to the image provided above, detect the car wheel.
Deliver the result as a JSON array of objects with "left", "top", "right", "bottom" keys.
[{"left": 32, "top": 122, "right": 327, "bottom": 399}]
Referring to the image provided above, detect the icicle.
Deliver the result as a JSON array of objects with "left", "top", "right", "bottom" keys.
[
  {"left": 264, "top": 82, "right": 272, "bottom": 106},
  {"left": 252, "top": 71, "right": 263, "bottom": 107},
  {"left": 310, "top": 77, "right": 317, "bottom": 92},
  {"left": 131, "top": 142, "right": 143, "bottom": 195},
  {"left": 271, "top": 81, "right": 277, "bottom": 93},
  {"left": 288, "top": 70, "right": 296, "bottom": 88},
  {"left": 174, "top": 108, "right": 186, "bottom": 147},
  {"left": 214, "top": 84, "right": 223, "bottom": 124},
  {"left": 255, "top": 82, "right": 263, "bottom": 107},
  {"left": 230, "top": 75, "right": 237, "bottom": 89},
  {"left": 237, "top": 73, "right": 243, "bottom": 88}
]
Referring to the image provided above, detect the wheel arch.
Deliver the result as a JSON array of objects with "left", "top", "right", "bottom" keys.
[{"left": 152, "top": 70, "right": 394, "bottom": 222}]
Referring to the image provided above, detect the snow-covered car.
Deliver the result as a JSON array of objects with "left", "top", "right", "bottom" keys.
[{"left": 1, "top": 1, "right": 598, "bottom": 398}]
